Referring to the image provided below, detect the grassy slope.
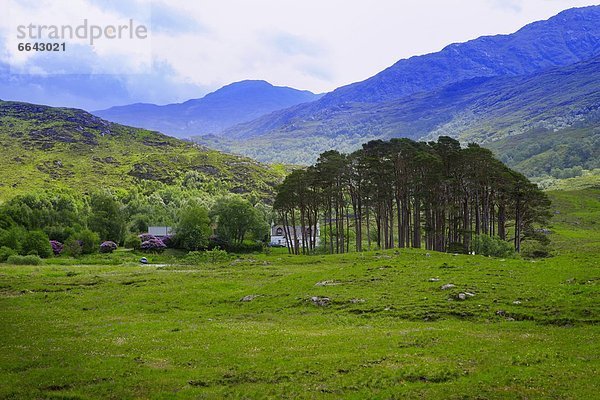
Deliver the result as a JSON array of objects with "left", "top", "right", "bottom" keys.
[
  {"left": 0, "top": 101, "right": 283, "bottom": 200},
  {"left": 485, "top": 127, "right": 600, "bottom": 177},
  {"left": 546, "top": 188, "right": 600, "bottom": 254},
  {"left": 0, "top": 190, "right": 598, "bottom": 399}
]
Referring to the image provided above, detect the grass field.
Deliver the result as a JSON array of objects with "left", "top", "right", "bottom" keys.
[{"left": 1, "top": 190, "right": 599, "bottom": 399}]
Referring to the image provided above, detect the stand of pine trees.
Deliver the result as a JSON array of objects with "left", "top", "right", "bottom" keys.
[{"left": 274, "top": 137, "right": 551, "bottom": 255}]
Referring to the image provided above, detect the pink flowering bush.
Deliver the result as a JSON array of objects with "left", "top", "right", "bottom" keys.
[
  {"left": 157, "top": 235, "right": 173, "bottom": 248},
  {"left": 140, "top": 237, "right": 166, "bottom": 253},
  {"left": 139, "top": 233, "right": 157, "bottom": 242},
  {"left": 99, "top": 241, "right": 118, "bottom": 253},
  {"left": 50, "top": 240, "right": 63, "bottom": 256}
]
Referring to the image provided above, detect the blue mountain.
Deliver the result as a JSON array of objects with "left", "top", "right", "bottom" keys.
[
  {"left": 194, "top": 6, "right": 600, "bottom": 177},
  {"left": 94, "top": 80, "right": 321, "bottom": 138},
  {"left": 219, "top": 6, "right": 600, "bottom": 142}
]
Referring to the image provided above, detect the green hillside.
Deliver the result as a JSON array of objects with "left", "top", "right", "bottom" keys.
[
  {"left": 0, "top": 101, "right": 283, "bottom": 201},
  {"left": 546, "top": 188, "right": 600, "bottom": 254},
  {"left": 0, "top": 189, "right": 598, "bottom": 399},
  {"left": 485, "top": 126, "right": 600, "bottom": 178}
]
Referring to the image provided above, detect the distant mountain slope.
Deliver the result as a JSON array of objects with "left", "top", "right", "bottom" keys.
[
  {"left": 197, "top": 55, "right": 600, "bottom": 177},
  {"left": 321, "top": 5, "right": 600, "bottom": 105},
  {"left": 216, "top": 6, "right": 600, "bottom": 144},
  {"left": 94, "top": 80, "right": 321, "bottom": 138},
  {"left": 193, "top": 6, "right": 600, "bottom": 176},
  {"left": 0, "top": 101, "right": 282, "bottom": 199}
]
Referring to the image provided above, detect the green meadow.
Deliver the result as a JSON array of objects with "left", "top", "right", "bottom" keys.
[{"left": 1, "top": 189, "right": 599, "bottom": 399}]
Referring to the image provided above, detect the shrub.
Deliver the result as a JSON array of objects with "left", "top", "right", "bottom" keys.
[
  {"left": 0, "top": 246, "right": 17, "bottom": 262},
  {"left": 77, "top": 230, "right": 100, "bottom": 255},
  {"left": 99, "top": 241, "right": 118, "bottom": 253},
  {"left": 21, "top": 231, "right": 52, "bottom": 258},
  {"left": 185, "top": 248, "right": 230, "bottom": 264},
  {"left": 0, "top": 226, "right": 27, "bottom": 252},
  {"left": 63, "top": 237, "right": 83, "bottom": 257},
  {"left": 141, "top": 237, "right": 166, "bottom": 253},
  {"left": 520, "top": 240, "right": 551, "bottom": 259},
  {"left": 124, "top": 234, "right": 142, "bottom": 250},
  {"left": 128, "top": 216, "right": 149, "bottom": 235},
  {"left": 174, "top": 206, "right": 211, "bottom": 251},
  {"left": 472, "top": 235, "right": 514, "bottom": 258},
  {"left": 139, "top": 233, "right": 157, "bottom": 242},
  {"left": 6, "top": 254, "right": 43, "bottom": 265},
  {"left": 88, "top": 192, "right": 126, "bottom": 244},
  {"left": 50, "top": 240, "right": 64, "bottom": 255},
  {"left": 158, "top": 235, "right": 174, "bottom": 248},
  {"left": 447, "top": 242, "right": 466, "bottom": 254},
  {"left": 45, "top": 226, "right": 75, "bottom": 243},
  {"left": 228, "top": 241, "right": 264, "bottom": 253},
  {"left": 210, "top": 196, "right": 269, "bottom": 246},
  {"left": 208, "top": 236, "right": 229, "bottom": 250}
]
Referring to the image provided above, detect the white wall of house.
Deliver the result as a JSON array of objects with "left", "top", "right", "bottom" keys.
[
  {"left": 270, "top": 224, "right": 320, "bottom": 247},
  {"left": 148, "top": 226, "right": 172, "bottom": 236}
]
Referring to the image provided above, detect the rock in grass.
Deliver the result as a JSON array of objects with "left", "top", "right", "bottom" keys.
[
  {"left": 315, "top": 280, "right": 340, "bottom": 287},
  {"left": 457, "top": 292, "right": 475, "bottom": 300},
  {"left": 429, "top": 278, "right": 440, "bottom": 282},
  {"left": 311, "top": 296, "right": 331, "bottom": 307},
  {"left": 349, "top": 298, "right": 365, "bottom": 304},
  {"left": 240, "top": 295, "right": 259, "bottom": 302},
  {"left": 440, "top": 283, "right": 455, "bottom": 290}
]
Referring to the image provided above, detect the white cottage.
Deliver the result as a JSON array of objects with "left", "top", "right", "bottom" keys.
[
  {"left": 270, "top": 224, "right": 320, "bottom": 247},
  {"left": 148, "top": 226, "right": 173, "bottom": 236}
]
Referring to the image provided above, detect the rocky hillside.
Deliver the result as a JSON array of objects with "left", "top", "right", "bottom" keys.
[{"left": 0, "top": 101, "right": 283, "bottom": 200}]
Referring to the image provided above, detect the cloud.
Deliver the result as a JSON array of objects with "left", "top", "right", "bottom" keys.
[
  {"left": 150, "top": 2, "right": 207, "bottom": 34},
  {"left": 2, "top": 0, "right": 600, "bottom": 110},
  {"left": 300, "top": 63, "right": 334, "bottom": 82},
  {"left": 2, "top": 0, "right": 153, "bottom": 74},
  {"left": 0, "top": 55, "right": 205, "bottom": 110},
  {"left": 267, "top": 31, "right": 324, "bottom": 57},
  {"left": 488, "top": 0, "right": 523, "bottom": 13},
  {"left": 87, "top": 0, "right": 152, "bottom": 21}
]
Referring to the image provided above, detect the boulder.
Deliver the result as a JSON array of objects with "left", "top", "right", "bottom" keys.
[{"left": 310, "top": 296, "right": 331, "bottom": 307}]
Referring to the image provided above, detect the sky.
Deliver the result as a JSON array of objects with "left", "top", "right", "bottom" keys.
[{"left": 0, "top": 0, "right": 598, "bottom": 110}]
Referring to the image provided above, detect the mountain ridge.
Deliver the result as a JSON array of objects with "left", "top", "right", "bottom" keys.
[
  {"left": 94, "top": 80, "right": 322, "bottom": 138},
  {"left": 197, "top": 55, "right": 600, "bottom": 176},
  {"left": 319, "top": 5, "right": 600, "bottom": 106},
  {"left": 192, "top": 6, "right": 600, "bottom": 177}
]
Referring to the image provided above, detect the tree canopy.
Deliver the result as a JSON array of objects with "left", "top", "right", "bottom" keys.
[
  {"left": 210, "top": 196, "right": 269, "bottom": 247},
  {"left": 174, "top": 206, "right": 212, "bottom": 251},
  {"left": 274, "top": 137, "right": 551, "bottom": 255}
]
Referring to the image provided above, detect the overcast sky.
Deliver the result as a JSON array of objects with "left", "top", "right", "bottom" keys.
[{"left": 0, "top": 0, "right": 598, "bottom": 108}]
